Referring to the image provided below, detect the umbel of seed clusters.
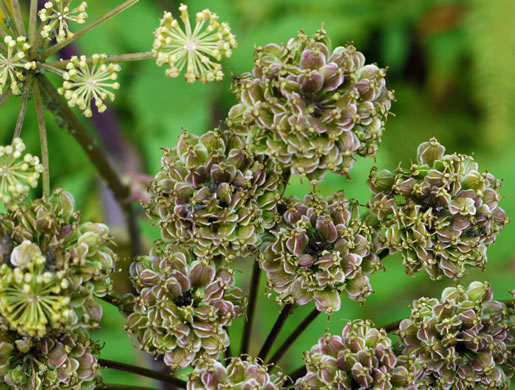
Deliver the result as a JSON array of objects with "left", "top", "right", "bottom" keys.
[
  {"left": 260, "top": 191, "right": 382, "bottom": 313},
  {"left": 0, "top": 36, "right": 36, "bottom": 96},
  {"left": 368, "top": 138, "right": 508, "bottom": 280},
  {"left": 58, "top": 54, "right": 121, "bottom": 117},
  {"left": 0, "top": 189, "right": 115, "bottom": 337},
  {"left": 0, "top": 329, "right": 100, "bottom": 389},
  {"left": 39, "top": 0, "right": 88, "bottom": 43},
  {"left": 153, "top": 3, "right": 237, "bottom": 83},
  {"left": 124, "top": 244, "right": 246, "bottom": 370},
  {"left": 0, "top": 138, "right": 43, "bottom": 204},
  {"left": 398, "top": 281, "right": 515, "bottom": 388},
  {"left": 187, "top": 357, "right": 286, "bottom": 390},
  {"left": 296, "top": 320, "right": 402, "bottom": 389},
  {"left": 227, "top": 27, "right": 393, "bottom": 180},
  {"left": 146, "top": 129, "right": 284, "bottom": 258}
]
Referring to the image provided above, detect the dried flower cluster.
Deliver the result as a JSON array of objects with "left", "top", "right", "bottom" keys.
[
  {"left": 398, "top": 281, "right": 514, "bottom": 388},
  {"left": 146, "top": 129, "right": 284, "bottom": 259},
  {"left": 124, "top": 244, "right": 246, "bottom": 370},
  {"left": 0, "top": 189, "right": 115, "bottom": 337},
  {"left": 260, "top": 192, "right": 382, "bottom": 313},
  {"left": 188, "top": 357, "right": 286, "bottom": 389},
  {"left": 227, "top": 27, "right": 393, "bottom": 180},
  {"left": 369, "top": 138, "right": 508, "bottom": 280}
]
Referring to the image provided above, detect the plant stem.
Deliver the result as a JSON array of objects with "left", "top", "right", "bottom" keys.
[
  {"left": 9, "top": 0, "right": 25, "bottom": 36},
  {"left": 46, "top": 51, "right": 155, "bottom": 68},
  {"left": 240, "top": 260, "right": 261, "bottom": 357},
  {"left": 0, "top": 89, "right": 11, "bottom": 108},
  {"left": 32, "top": 80, "right": 50, "bottom": 199},
  {"left": 98, "top": 359, "right": 186, "bottom": 388},
  {"left": 287, "top": 366, "right": 307, "bottom": 385},
  {"left": 37, "top": 75, "right": 144, "bottom": 256},
  {"left": 267, "top": 307, "right": 320, "bottom": 365},
  {"left": 42, "top": 0, "right": 140, "bottom": 59},
  {"left": 258, "top": 304, "right": 293, "bottom": 362},
  {"left": 13, "top": 75, "right": 32, "bottom": 139},
  {"left": 28, "top": 0, "right": 38, "bottom": 44},
  {"left": 378, "top": 249, "right": 389, "bottom": 260}
]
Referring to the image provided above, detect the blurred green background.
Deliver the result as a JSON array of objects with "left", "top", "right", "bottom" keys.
[{"left": 1, "top": 0, "right": 514, "bottom": 387}]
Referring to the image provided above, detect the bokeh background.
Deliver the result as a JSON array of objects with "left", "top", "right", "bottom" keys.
[{"left": 1, "top": 0, "right": 514, "bottom": 387}]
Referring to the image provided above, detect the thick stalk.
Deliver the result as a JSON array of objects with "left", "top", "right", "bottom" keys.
[
  {"left": 98, "top": 359, "right": 186, "bottom": 388},
  {"left": 267, "top": 307, "right": 320, "bottom": 365},
  {"left": 37, "top": 75, "right": 143, "bottom": 256},
  {"left": 32, "top": 81, "right": 50, "bottom": 199},
  {"left": 42, "top": 0, "right": 139, "bottom": 59},
  {"left": 9, "top": 0, "right": 25, "bottom": 36},
  {"left": 240, "top": 260, "right": 261, "bottom": 356},
  {"left": 13, "top": 76, "right": 32, "bottom": 139},
  {"left": 258, "top": 304, "right": 293, "bottom": 362},
  {"left": 28, "top": 0, "right": 38, "bottom": 44},
  {"left": 46, "top": 51, "right": 155, "bottom": 68}
]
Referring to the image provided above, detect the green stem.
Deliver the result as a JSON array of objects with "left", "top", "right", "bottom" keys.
[
  {"left": 258, "top": 304, "right": 293, "bottom": 362},
  {"left": 28, "top": 0, "right": 38, "bottom": 45},
  {"left": 32, "top": 80, "right": 50, "bottom": 199},
  {"left": 46, "top": 51, "right": 155, "bottom": 68},
  {"left": 42, "top": 0, "right": 140, "bottom": 59},
  {"left": 9, "top": 0, "right": 25, "bottom": 36},
  {"left": 36, "top": 75, "right": 144, "bottom": 256},
  {"left": 240, "top": 260, "right": 261, "bottom": 356},
  {"left": 99, "top": 359, "right": 186, "bottom": 388},
  {"left": 267, "top": 307, "right": 320, "bottom": 365},
  {"left": 13, "top": 74, "right": 32, "bottom": 140}
]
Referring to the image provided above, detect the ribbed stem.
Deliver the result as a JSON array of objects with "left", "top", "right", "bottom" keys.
[
  {"left": 28, "top": 0, "right": 38, "bottom": 44},
  {"left": 42, "top": 0, "right": 140, "bottom": 59},
  {"left": 258, "top": 304, "right": 293, "bottom": 362},
  {"left": 10, "top": 0, "right": 25, "bottom": 36},
  {"left": 32, "top": 80, "right": 50, "bottom": 199},
  {"left": 267, "top": 307, "right": 320, "bottom": 365},
  {"left": 99, "top": 359, "right": 186, "bottom": 388},
  {"left": 13, "top": 75, "right": 32, "bottom": 139},
  {"left": 46, "top": 51, "right": 155, "bottom": 68},
  {"left": 240, "top": 260, "right": 261, "bottom": 356}
]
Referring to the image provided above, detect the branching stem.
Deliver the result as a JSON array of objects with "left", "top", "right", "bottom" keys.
[
  {"left": 258, "top": 304, "right": 293, "bottom": 362},
  {"left": 99, "top": 359, "right": 186, "bottom": 388},
  {"left": 46, "top": 51, "right": 155, "bottom": 68},
  {"left": 240, "top": 260, "right": 261, "bottom": 356},
  {"left": 32, "top": 80, "right": 50, "bottom": 199},
  {"left": 42, "top": 0, "right": 140, "bottom": 59}
]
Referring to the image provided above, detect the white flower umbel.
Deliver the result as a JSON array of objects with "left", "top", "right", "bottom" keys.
[
  {"left": 0, "top": 138, "right": 43, "bottom": 204},
  {"left": 39, "top": 0, "right": 88, "bottom": 43},
  {"left": 0, "top": 36, "right": 36, "bottom": 96},
  {"left": 153, "top": 4, "right": 236, "bottom": 83},
  {"left": 58, "top": 54, "right": 120, "bottom": 117}
]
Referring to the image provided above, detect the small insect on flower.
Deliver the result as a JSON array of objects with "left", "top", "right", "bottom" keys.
[
  {"left": 153, "top": 3, "right": 237, "bottom": 83},
  {"left": 0, "top": 36, "right": 37, "bottom": 96},
  {"left": 58, "top": 54, "right": 121, "bottom": 117},
  {"left": 0, "top": 138, "right": 43, "bottom": 204},
  {"left": 39, "top": 0, "right": 88, "bottom": 43}
]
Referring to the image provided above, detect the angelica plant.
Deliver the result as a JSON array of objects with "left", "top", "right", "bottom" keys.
[{"left": 0, "top": 1, "right": 512, "bottom": 390}]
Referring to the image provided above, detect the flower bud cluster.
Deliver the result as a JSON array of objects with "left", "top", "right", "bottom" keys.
[
  {"left": 227, "top": 27, "right": 393, "bottom": 180},
  {"left": 0, "top": 189, "right": 115, "bottom": 337},
  {"left": 0, "top": 36, "right": 36, "bottom": 96},
  {"left": 296, "top": 320, "right": 400, "bottom": 389},
  {"left": 58, "top": 54, "right": 121, "bottom": 117},
  {"left": 187, "top": 356, "right": 286, "bottom": 389},
  {"left": 153, "top": 4, "right": 236, "bottom": 83},
  {"left": 0, "top": 329, "right": 100, "bottom": 390},
  {"left": 368, "top": 138, "right": 508, "bottom": 280},
  {"left": 398, "top": 281, "right": 515, "bottom": 388},
  {"left": 259, "top": 192, "right": 382, "bottom": 313},
  {"left": 39, "top": 0, "right": 88, "bottom": 43},
  {"left": 146, "top": 129, "right": 284, "bottom": 259},
  {"left": 0, "top": 138, "right": 43, "bottom": 205},
  {"left": 124, "top": 244, "right": 246, "bottom": 370}
]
